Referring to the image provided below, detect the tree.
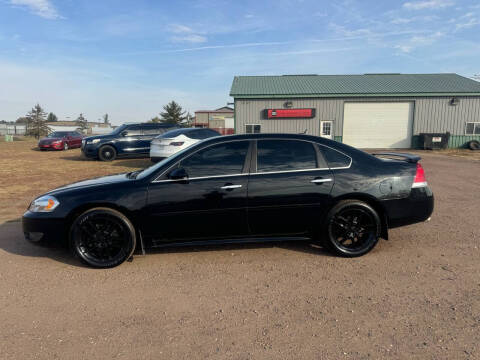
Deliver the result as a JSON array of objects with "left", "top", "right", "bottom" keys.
[
  {"left": 47, "top": 112, "right": 58, "bottom": 122},
  {"left": 159, "top": 101, "right": 186, "bottom": 125},
  {"left": 26, "top": 104, "right": 48, "bottom": 139},
  {"left": 103, "top": 113, "right": 109, "bottom": 124},
  {"left": 76, "top": 113, "right": 88, "bottom": 133},
  {"left": 184, "top": 112, "right": 194, "bottom": 127},
  {"left": 150, "top": 116, "right": 161, "bottom": 123},
  {"left": 16, "top": 117, "right": 30, "bottom": 124}
]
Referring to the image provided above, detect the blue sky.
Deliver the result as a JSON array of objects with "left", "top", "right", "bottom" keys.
[{"left": 0, "top": 0, "right": 479, "bottom": 124}]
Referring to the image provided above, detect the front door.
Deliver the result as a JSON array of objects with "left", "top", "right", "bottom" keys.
[
  {"left": 144, "top": 140, "right": 252, "bottom": 241},
  {"left": 320, "top": 121, "right": 333, "bottom": 139},
  {"left": 247, "top": 139, "right": 334, "bottom": 236}
]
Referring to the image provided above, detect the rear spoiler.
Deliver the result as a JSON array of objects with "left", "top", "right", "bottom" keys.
[{"left": 371, "top": 152, "right": 421, "bottom": 163}]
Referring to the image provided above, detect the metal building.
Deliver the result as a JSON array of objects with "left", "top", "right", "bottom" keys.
[{"left": 230, "top": 73, "right": 480, "bottom": 148}]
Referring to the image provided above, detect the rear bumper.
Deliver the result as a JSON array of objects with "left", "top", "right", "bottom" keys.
[
  {"left": 22, "top": 211, "right": 67, "bottom": 245},
  {"left": 383, "top": 186, "right": 434, "bottom": 228},
  {"left": 150, "top": 144, "right": 180, "bottom": 159}
]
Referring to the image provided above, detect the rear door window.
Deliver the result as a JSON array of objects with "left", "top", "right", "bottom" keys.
[
  {"left": 256, "top": 140, "right": 317, "bottom": 172},
  {"left": 320, "top": 146, "right": 351, "bottom": 168}
]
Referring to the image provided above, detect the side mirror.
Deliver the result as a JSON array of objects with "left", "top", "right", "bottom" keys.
[
  {"left": 168, "top": 168, "right": 188, "bottom": 181},
  {"left": 121, "top": 130, "right": 128, "bottom": 137}
]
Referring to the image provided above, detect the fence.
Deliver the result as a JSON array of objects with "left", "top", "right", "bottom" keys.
[{"left": 0, "top": 124, "right": 26, "bottom": 135}]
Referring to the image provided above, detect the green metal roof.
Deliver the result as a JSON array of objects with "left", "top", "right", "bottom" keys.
[{"left": 230, "top": 73, "right": 480, "bottom": 98}]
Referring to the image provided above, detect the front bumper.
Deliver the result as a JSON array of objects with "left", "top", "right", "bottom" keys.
[
  {"left": 22, "top": 211, "right": 68, "bottom": 245},
  {"left": 383, "top": 186, "right": 434, "bottom": 228},
  {"left": 81, "top": 143, "right": 99, "bottom": 158},
  {"left": 39, "top": 143, "right": 63, "bottom": 150}
]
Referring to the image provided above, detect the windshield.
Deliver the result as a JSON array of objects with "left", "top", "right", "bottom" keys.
[
  {"left": 109, "top": 124, "right": 128, "bottom": 135},
  {"left": 47, "top": 131, "right": 69, "bottom": 138}
]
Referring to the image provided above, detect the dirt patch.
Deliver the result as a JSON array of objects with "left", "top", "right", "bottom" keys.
[
  {"left": 0, "top": 140, "right": 479, "bottom": 359},
  {"left": 0, "top": 138, "right": 150, "bottom": 223}
]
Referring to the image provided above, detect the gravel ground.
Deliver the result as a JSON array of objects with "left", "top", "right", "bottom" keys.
[{"left": 0, "top": 139, "right": 479, "bottom": 359}]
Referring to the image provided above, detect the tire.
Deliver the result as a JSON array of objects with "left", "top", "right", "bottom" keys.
[
  {"left": 468, "top": 140, "right": 480, "bottom": 150},
  {"left": 64, "top": 142, "right": 69, "bottom": 150},
  {"left": 322, "top": 200, "right": 381, "bottom": 257},
  {"left": 70, "top": 207, "right": 136, "bottom": 268},
  {"left": 98, "top": 145, "right": 117, "bottom": 161}
]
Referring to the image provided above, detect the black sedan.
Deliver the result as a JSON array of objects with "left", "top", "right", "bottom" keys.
[{"left": 23, "top": 133, "right": 434, "bottom": 268}]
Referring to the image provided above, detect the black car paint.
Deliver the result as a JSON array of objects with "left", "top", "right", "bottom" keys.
[
  {"left": 23, "top": 133, "right": 434, "bottom": 248},
  {"left": 81, "top": 123, "right": 178, "bottom": 159}
]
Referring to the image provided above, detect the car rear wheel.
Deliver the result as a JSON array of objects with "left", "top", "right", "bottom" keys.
[
  {"left": 323, "top": 200, "right": 380, "bottom": 257},
  {"left": 98, "top": 145, "right": 117, "bottom": 161},
  {"left": 70, "top": 207, "right": 136, "bottom": 268}
]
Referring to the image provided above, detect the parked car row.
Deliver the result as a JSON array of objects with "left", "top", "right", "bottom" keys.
[{"left": 37, "top": 123, "right": 221, "bottom": 161}]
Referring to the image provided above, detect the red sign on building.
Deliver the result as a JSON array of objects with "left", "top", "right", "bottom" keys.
[{"left": 265, "top": 108, "right": 316, "bottom": 119}]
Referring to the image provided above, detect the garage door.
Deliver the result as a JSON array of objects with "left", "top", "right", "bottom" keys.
[{"left": 343, "top": 102, "right": 413, "bottom": 148}]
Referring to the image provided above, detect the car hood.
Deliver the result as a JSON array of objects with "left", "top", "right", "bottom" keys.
[
  {"left": 83, "top": 134, "right": 112, "bottom": 142},
  {"left": 47, "top": 173, "right": 132, "bottom": 194}
]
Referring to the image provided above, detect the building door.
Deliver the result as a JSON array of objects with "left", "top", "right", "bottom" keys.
[
  {"left": 343, "top": 102, "right": 413, "bottom": 148},
  {"left": 320, "top": 121, "right": 333, "bottom": 139}
]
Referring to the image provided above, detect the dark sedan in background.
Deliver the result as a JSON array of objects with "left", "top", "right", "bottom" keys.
[
  {"left": 23, "top": 133, "right": 434, "bottom": 268},
  {"left": 38, "top": 131, "right": 83, "bottom": 150},
  {"left": 81, "top": 122, "right": 178, "bottom": 161}
]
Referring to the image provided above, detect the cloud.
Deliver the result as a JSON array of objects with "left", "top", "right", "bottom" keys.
[
  {"left": 394, "top": 31, "right": 444, "bottom": 52},
  {"left": 9, "top": 0, "right": 61, "bottom": 19},
  {"left": 455, "top": 17, "right": 480, "bottom": 30},
  {"left": 403, "top": 0, "right": 454, "bottom": 10},
  {"left": 168, "top": 24, "right": 196, "bottom": 34},
  {"left": 171, "top": 34, "right": 207, "bottom": 43},
  {"left": 167, "top": 23, "right": 207, "bottom": 43}
]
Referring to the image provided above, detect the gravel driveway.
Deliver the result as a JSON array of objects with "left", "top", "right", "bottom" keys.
[{"left": 0, "top": 142, "right": 479, "bottom": 359}]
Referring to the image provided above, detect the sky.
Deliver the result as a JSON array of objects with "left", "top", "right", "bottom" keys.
[{"left": 0, "top": 0, "right": 479, "bottom": 125}]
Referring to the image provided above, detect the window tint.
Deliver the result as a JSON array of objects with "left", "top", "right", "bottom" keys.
[
  {"left": 187, "top": 129, "right": 220, "bottom": 139},
  {"left": 320, "top": 146, "right": 351, "bottom": 168},
  {"left": 180, "top": 141, "right": 249, "bottom": 178},
  {"left": 257, "top": 140, "right": 317, "bottom": 172},
  {"left": 125, "top": 125, "right": 143, "bottom": 136}
]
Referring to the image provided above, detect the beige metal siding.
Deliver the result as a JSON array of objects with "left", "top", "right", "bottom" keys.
[
  {"left": 234, "top": 96, "right": 480, "bottom": 138},
  {"left": 235, "top": 98, "right": 344, "bottom": 136}
]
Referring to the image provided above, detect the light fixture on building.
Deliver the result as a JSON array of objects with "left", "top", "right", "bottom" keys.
[
  {"left": 450, "top": 97, "right": 459, "bottom": 106},
  {"left": 284, "top": 101, "right": 293, "bottom": 108}
]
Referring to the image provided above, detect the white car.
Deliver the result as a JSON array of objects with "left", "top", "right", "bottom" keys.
[{"left": 150, "top": 128, "right": 221, "bottom": 162}]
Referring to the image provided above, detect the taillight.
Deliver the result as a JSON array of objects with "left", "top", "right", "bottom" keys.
[
  {"left": 412, "top": 163, "right": 427, "bottom": 188},
  {"left": 169, "top": 141, "right": 184, "bottom": 146}
]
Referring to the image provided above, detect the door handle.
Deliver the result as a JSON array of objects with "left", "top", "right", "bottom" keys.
[
  {"left": 220, "top": 184, "right": 242, "bottom": 190},
  {"left": 311, "top": 178, "right": 333, "bottom": 184}
]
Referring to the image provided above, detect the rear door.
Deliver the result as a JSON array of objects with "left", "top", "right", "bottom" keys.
[
  {"left": 144, "top": 140, "right": 252, "bottom": 241},
  {"left": 116, "top": 125, "right": 146, "bottom": 155},
  {"left": 247, "top": 139, "right": 334, "bottom": 236}
]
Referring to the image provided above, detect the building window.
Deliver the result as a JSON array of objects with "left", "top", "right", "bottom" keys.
[
  {"left": 466, "top": 122, "right": 480, "bottom": 135},
  {"left": 245, "top": 124, "right": 261, "bottom": 134}
]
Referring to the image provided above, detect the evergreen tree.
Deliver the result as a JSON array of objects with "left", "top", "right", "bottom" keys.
[
  {"left": 26, "top": 104, "right": 48, "bottom": 139},
  {"left": 160, "top": 101, "right": 186, "bottom": 125},
  {"left": 47, "top": 112, "right": 58, "bottom": 122},
  {"left": 76, "top": 113, "right": 88, "bottom": 132},
  {"left": 150, "top": 116, "right": 161, "bottom": 123}
]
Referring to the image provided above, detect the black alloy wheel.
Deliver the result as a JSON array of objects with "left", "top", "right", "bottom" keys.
[
  {"left": 98, "top": 145, "right": 117, "bottom": 161},
  {"left": 324, "top": 200, "right": 380, "bottom": 257},
  {"left": 70, "top": 208, "right": 136, "bottom": 268}
]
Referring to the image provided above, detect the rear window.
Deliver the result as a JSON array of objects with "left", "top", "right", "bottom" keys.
[
  {"left": 320, "top": 146, "right": 351, "bottom": 168},
  {"left": 257, "top": 140, "right": 317, "bottom": 172}
]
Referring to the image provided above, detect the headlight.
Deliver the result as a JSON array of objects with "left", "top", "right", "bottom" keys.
[
  {"left": 29, "top": 195, "right": 60, "bottom": 213},
  {"left": 87, "top": 139, "right": 101, "bottom": 144}
]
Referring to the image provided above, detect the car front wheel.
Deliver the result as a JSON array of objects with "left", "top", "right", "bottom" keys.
[
  {"left": 323, "top": 200, "right": 381, "bottom": 257},
  {"left": 70, "top": 207, "right": 136, "bottom": 268},
  {"left": 98, "top": 145, "right": 117, "bottom": 161}
]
